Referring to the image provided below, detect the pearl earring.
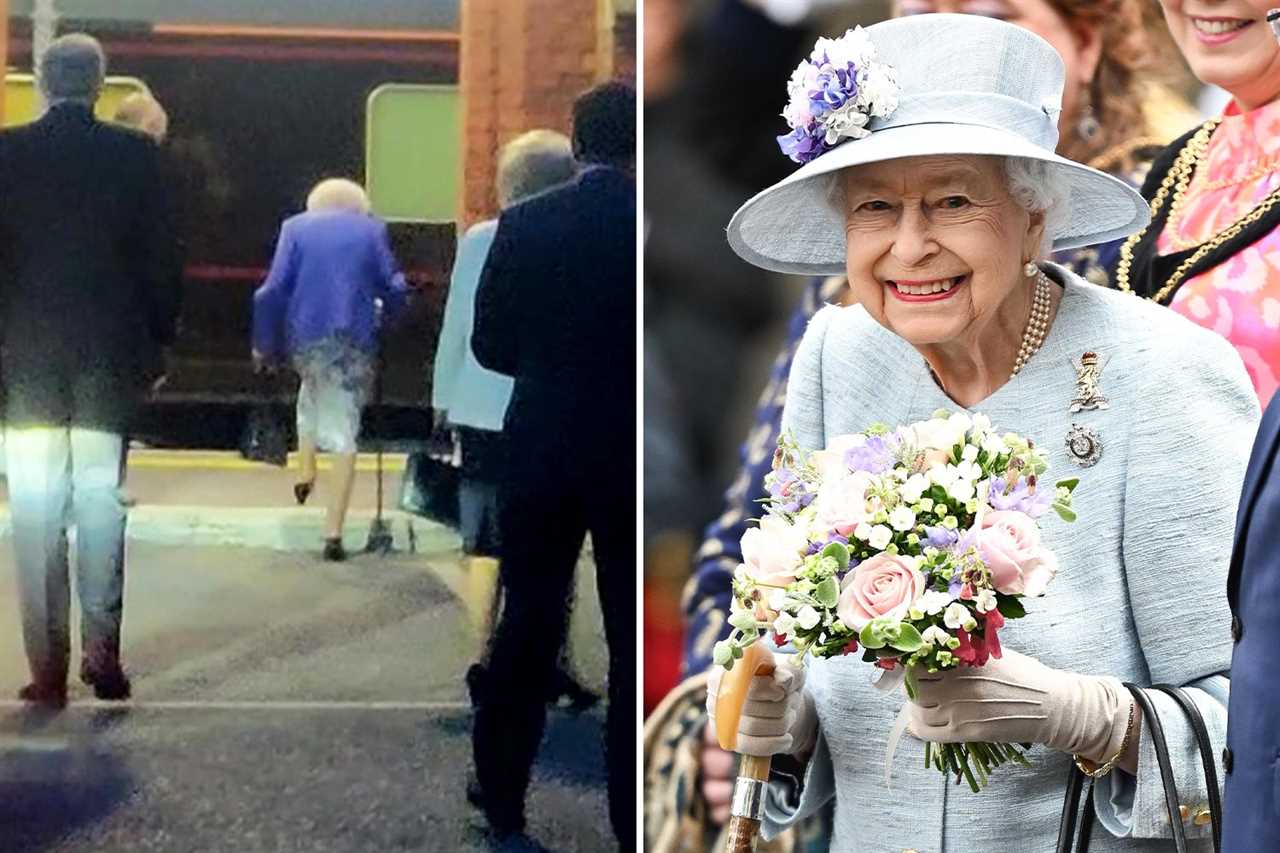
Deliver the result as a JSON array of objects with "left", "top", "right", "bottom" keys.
[{"left": 1024, "top": 261, "right": 1038, "bottom": 278}]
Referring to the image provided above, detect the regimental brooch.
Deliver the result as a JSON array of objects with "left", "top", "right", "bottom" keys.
[
  {"left": 1069, "top": 351, "right": 1110, "bottom": 413},
  {"left": 1065, "top": 424, "right": 1102, "bottom": 467}
]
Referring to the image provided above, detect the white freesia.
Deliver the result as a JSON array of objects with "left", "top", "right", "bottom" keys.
[
  {"left": 888, "top": 505, "right": 916, "bottom": 532},
  {"left": 796, "top": 605, "right": 822, "bottom": 631},
  {"left": 947, "top": 412, "right": 973, "bottom": 434},
  {"left": 944, "top": 602, "right": 976, "bottom": 631},
  {"left": 956, "top": 460, "right": 983, "bottom": 482},
  {"left": 921, "top": 625, "right": 952, "bottom": 647},
  {"left": 971, "top": 413, "right": 992, "bottom": 432},
  {"left": 774, "top": 611, "right": 797, "bottom": 637},
  {"left": 853, "top": 521, "right": 873, "bottom": 542},
  {"left": 917, "top": 589, "right": 953, "bottom": 616},
  {"left": 929, "top": 464, "right": 959, "bottom": 489},
  {"left": 975, "top": 588, "right": 998, "bottom": 614},
  {"left": 768, "top": 588, "right": 790, "bottom": 613},
  {"left": 948, "top": 479, "right": 976, "bottom": 503},
  {"left": 901, "top": 473, "right": 930, "bottom": 504},
  {"left": 961, "top": 444, "right": 980, "bottom": 463},
  {"left": 868, "top": 524, "right": 893, "bottom": 550},
  {"left": 982, "top": 433, "right": 1006, "bottom": 457}
]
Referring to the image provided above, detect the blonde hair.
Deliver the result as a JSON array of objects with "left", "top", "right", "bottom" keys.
[
  {"left": 114, "top": 92, "right": 168, "bottom": 143},
  {"left": 306, "top": 178, "right": 370, "bottom": 214},
  {"left": 496, "top": 130, "right": 575, "bottom": 208}
]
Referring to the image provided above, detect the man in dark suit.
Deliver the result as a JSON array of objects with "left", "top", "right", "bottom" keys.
[
  {"left": 0, "top": 34, "right": 181, "bottom": 707},
  {"left": 469, "top": 82, "right": 635, "bottom": 850},
  {"left": 1222, "top": 393, "right": 1280, "bottom": 850}
]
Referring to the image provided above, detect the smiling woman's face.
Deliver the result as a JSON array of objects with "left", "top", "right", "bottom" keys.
[
  {"left": 1157, "top": 0, "right": 1280, "bottom": 108},
  {"left": 842, "top": 155, "right": 1045, "bottom": 350}
]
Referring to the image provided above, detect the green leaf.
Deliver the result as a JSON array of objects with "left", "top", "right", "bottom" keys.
[
  {"left": 859, "top": 622, "right": 886, "bottom": 650},
  {"left": 1055, "top": 477, "right": 1080, "bottom": 493},
  {"left": 1053, "top": 501, "right": 1077, "bottom": 523},
  {"left": 821, "top": 541, "right": 850, "bottom": 570},
  {"left": 995, "top": 594, "right": 1026, "bottom": 619},
  {"left": 728, "top": 610, "right": 759, "bottom": 631},
  {"left": 888, "top": 623, "right": 924, "bottom": 653},
  {"left": 815, "top": 576, "right": 840, "bottom": 608}
]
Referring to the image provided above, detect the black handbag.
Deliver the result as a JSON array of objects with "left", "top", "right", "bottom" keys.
[
  {"left": 1057, "top": 682, "right": 1222, "bottom": 853},
  {"left": 239, "top": 370, "right": 290, "bottom": 467},
  {"left": 398, "top": 446, "right": 460, "bottom": 527}
]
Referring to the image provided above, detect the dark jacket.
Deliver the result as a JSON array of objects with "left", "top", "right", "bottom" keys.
[
  {"left": 1223, "top": 394, "right": 1280, "bottom": 851},
  {"left": 472, "top": 166, "right": 635, "bottom": 489},
  {"left": 0, "top": 102, "right": 182, "bottom": 431}
]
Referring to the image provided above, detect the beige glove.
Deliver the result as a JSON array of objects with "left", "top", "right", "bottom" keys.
[
  {"left": 706, "top": 656, "right": 817, "bottom": 758},
  {"left": 909, "top": 648, "right": 1131, "bottom": 763}
]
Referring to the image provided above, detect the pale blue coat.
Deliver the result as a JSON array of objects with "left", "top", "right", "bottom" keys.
[{"left": 765, "top": 266, "right": 1259, "bottom": 852}]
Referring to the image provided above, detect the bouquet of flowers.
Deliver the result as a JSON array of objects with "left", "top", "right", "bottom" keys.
[{"left": 713, "top": 410, "right": 1079, "bottom": 792}]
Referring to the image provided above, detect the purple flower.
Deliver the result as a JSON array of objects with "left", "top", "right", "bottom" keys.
[
  {"left": 806, "top": 529, "right": 848, "bottom": 555},
  {"left": 988, "top": 476, "right": 1054, "bottom": 518},
  {"left": 769, "top": 466, "right": 816, "bottom": 512},
  {"left": 924, "top": 525, "right": 958, "bottom": 549},
  {"left": 777, "top": 128, "right": 824, "bottom": 164},
  {"left": 843, "top": 435, "right": 895, "bottom": 475}
]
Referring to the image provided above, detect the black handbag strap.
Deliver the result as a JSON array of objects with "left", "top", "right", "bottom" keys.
[
  {"left": 1153, "top": 683, "right": 1222, "bottom": 853},
  {"left": 1056, "top": 684, "right": 1190, "bottom": 853}
]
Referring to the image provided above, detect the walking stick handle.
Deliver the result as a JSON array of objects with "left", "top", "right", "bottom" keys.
[{"left": 716, "top": 643, "right": 777, "bottom": 853}]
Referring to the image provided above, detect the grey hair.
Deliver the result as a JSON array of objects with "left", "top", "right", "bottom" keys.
[
  {"left": 306, "top": 178, "right": 370, "bottom": 214},
  {"left": 40, "top": 34, "right": 106, "bottom": 103},
  {"left": 823, "top": 155, "right": 1072, "bottom": 258},
  {"left": 1002, "top": 157, "right": 1072, "bottom": 259},
  {"left": 495, "top": 130, "right": 576, "bottom": 208}
]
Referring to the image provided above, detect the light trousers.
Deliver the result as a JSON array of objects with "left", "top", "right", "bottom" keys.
[{"left": 6, "top": 426, "right": 127, "bottom": 685}]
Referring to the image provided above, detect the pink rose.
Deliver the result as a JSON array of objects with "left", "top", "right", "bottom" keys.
[
  {"left": 740, "top": 515, "right": 808, "bottom": 588},
  {"left": 814, "top": 471, "right": 873, "bottom": 536},
  {"left": 836, "top": 553, "right": 926, "bottom": 630},
  {"left": 979, "top": 511, "right": 1058, "bottom": 597}
]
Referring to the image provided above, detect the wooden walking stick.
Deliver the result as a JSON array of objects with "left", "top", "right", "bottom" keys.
[{"left": 716, "top": 642, "right": 777, "bottom": 853}]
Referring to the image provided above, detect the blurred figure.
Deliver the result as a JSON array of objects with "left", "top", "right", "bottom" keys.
[
  {"left": 431, "top": 129, "right": 595, "bottom": 710},
  {"left": 113, "top": 91, "right": 169, "bottom": 144},
  {"left": 468, "top": 82, "right": 636, "bottom": 850},
  {"left": 252, "top": 178, "right": 410, "bottom": 561},
  {"left": 0, "top": 34, "right": 182, "bottom": 706}
]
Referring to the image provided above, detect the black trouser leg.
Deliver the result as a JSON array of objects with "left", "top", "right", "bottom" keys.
[
  {"left": 471, "top": 485, "right": 585, "bottom": 829},
  {"left": 588, "top": 491, "right": 636, "bottom": 852}
]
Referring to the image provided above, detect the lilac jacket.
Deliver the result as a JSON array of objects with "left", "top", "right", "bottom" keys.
[{"left": 252, "top": 210, "right": 409, "bottom": 358}]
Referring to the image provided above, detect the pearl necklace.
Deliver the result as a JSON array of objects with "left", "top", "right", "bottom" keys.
[{"left": 1011, "top": 272, "right": 1052, "bottom": 379}]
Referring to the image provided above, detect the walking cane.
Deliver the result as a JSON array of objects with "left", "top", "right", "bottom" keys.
[
  {"left": 716, "top": 642, "right": 777, "bottom": 853},
  {"left": 365, "top": 305, "right": 394, "bottom": 555}
]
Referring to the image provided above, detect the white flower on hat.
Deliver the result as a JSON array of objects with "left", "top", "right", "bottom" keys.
[
  {"left": 857, "top": 62, "right": 899, "bottom": 117},
  {"left": 823, "top": 102, "right": 871, "bottom": 145}
]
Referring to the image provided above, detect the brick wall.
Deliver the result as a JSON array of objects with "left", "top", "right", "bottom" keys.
[{"left": 459, "top": 0, "right": 629, "bottom": 226}]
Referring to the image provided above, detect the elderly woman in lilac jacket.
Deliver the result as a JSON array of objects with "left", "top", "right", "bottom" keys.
[{"left": 253, "top": 178, "right": 409, "bottom": 561}]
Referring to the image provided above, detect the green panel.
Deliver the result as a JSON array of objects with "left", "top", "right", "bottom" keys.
[{"left": 365, "top": 84, "right": 458, "bottom": 224}]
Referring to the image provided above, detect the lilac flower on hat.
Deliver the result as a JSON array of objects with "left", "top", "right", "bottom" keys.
[{"left": 777, "top": 26, "right": 900, "bottom": 164}]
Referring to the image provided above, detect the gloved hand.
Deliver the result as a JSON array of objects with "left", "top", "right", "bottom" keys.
[
  {"left": 909, "top": 648, "right": 1131, "bottom": 764},
  {"left": 705, "top": 655, "right": 818, "bottom": 758}
]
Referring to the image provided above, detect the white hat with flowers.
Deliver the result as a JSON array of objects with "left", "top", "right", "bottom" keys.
[{"left": 726, "top": 14, "right": 1151, "bottom": 275}]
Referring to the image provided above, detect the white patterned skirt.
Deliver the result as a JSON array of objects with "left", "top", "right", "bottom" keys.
[{"left": 292, "top": 337, "right": 374, "bottom": 454}]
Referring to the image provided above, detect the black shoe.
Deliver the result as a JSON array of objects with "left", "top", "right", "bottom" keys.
[
  {"left": 83, "top": 668, "right": 131, "bottom": 701},
  {"left": 18, "top": 682, "right": 67, "bottom": 709},
  {"left": 467, "top": 777, "right": 526, "bottom": 837},
  {"left": 323, "top": 538, "right": 346, "bottom": 562},
  {"left": 294, "top": 480, "right": 315, "bottom": 505},
  {"left": 466, "top": 663, "right": 489, "bottom": 708},
  {"left": 549, "top": 668, "right": 598, "bottom": 712}
]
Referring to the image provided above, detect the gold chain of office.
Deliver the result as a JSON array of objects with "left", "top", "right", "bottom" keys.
[{"left": 1114, "top": 118, "right": 1280, "bottom": 305}]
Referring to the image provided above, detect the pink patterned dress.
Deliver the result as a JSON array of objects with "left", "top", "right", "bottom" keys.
[{"left": 1157, "top": 99, "right": 1280, "bottom": 407}]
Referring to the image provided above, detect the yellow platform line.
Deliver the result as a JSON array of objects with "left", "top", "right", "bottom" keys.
[{"left": 128, "top": 451, "right": 408, "bottom": 473}]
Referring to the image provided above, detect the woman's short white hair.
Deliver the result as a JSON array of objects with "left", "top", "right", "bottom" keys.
[
  {"left": 823, "top": 155, "right": 1073, "bottom": 259},
  {"left": 496, "top": 130, "right": 576, "bottom": 208},
  {"left": 1002, "top": 157, "right": 1072, "bottom": 259},
  {"left": 306, "top": 178, "right": 370, "bottom": 214}
]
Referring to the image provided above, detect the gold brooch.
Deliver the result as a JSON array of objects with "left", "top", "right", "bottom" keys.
[{"left": 1069, "top": 351, "right": 1110, "bottom": 413}]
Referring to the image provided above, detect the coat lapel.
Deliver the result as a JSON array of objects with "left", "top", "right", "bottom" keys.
[{"left": 1228, "top": 396, "right": 1280, "bottom": 609}]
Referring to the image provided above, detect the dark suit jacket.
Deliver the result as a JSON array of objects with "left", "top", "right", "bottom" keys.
[
  {"left": 0, "top": 102, "right": 182, "bottom": 431},
  {"left": 472, "top": 166, "right": 635, "bottom": 492},
  {"left": 1222, "top": 393, "right": 1280, "bottom": 851}
]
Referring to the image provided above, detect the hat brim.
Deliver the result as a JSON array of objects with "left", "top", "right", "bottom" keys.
[{"left": 726, "top": 122, "right": 1151, "bottom": 276}]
